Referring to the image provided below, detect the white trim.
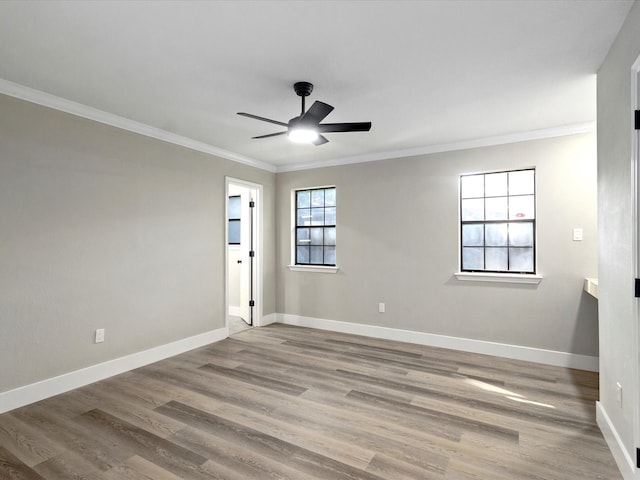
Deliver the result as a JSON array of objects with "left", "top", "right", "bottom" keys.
[
  {"left": 0, "top": 327, "right": 228, "bottom": 414},
  {"left": 277, "top": 313, "right": 599, "bottom": 372},
  {"left": 597, "top": 402, "right": 638, "bottom": 479},
  {"left": 454, "top": 272, "right": 543, "bottom": 284},
  {"left": 276, "top": 122, "right": 596, "bottom": 172},
  {"left": 1, "top": 78, "right": 596, "bottom": 175},
  {"left": 258, "top": 313, "right": 278, "bottom": 327},
  {"left": 631, "top": 54, "right": 640, "bottom": 479},
  {"left": 288, "top": 265, "right": 339, "bottom": 274},
  {"left": 290, "top": 185, "right": 338, "bottom": 269},
  {"left": 229, "top": 305, "right": 242, "bottom": 317},
  {"left": 0, "top": 78, "right": 276, "bottom": 173}
]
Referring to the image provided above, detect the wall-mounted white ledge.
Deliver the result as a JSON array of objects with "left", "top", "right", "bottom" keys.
[
  {"left": 584, "top": 278, "right": 598, "bottom": 299},
  {"left": 455, "top": 272, "right": 542, "bottom": 285},
  {"left": 288, "top": 265, "right": 339, "bottom": 274}
]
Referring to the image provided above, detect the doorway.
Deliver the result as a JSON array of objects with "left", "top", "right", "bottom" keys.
[{"left": 225, "top": 177, "right": 262, "bottom": 335}]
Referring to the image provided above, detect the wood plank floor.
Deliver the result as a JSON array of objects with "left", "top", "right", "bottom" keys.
[{"left": 0, "top": 324, "right": 621, "bottom": 479}]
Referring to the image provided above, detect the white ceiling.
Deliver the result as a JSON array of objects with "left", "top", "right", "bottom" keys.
[{"left": 0, "top": 1, "right": 634, "bottom": 171}]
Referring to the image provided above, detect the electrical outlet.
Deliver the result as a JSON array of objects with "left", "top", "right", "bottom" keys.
[
  {"left": 573, "top": 228, "right": 583, "bottom": 241},
  {"left": 95, "top": 328, "right": 105, "bottom": 344},
  {"left": 378, "top": 303, "right": 385, "bottom": 313}
]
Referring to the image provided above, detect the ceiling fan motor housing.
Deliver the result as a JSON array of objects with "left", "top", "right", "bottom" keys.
[{"left": 293, "top": 81, "right": 314, "bottom": 97}]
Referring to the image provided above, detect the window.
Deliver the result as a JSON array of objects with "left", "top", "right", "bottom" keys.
[
  {"left": 295, "top": 187, "right": 336, "bottom": 266},
  {"left": 460, "top": 168, "right": 535, "bottom": 274},
  {"left": 228, "top": 195, "right": 241, "bottom": 245}
]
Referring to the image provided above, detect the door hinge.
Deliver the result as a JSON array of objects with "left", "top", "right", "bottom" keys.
[
  {"left": 635, "top": 279, "right": 640, "bottom": 297},
  {"left": 635, "top": 110, "right": 640, "bottom": 130},
  {"left": 249, "top": 300, "right": 255, "bottom": 307},
  {"left": 249, "top": 200, "right": 255, "bottom": 208},
  {"left": 249, "top": 250, "right": 255, "bottom": 257}
]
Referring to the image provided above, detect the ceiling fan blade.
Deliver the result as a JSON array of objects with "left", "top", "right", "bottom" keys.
[
  {"left": 300, "top": 101, "right": 334, "bottom": 124},
  {"left": 312, "top": 135, "right": 329, "bottom": 146},
  {"left": 318, "top": 122, "right": 372, "bottom": 133},
  {"left": 238, "top": 112, "right": 288, "bottom": 127},
  {"left": 252, "top": 131, "right": 287, "bottom": 139}
]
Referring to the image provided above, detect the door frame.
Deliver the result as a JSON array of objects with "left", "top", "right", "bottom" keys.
[
  {"left": 225, "top": 176, "right": 263, "bottom": 331},
  {"left": 633, "top": 55, "right": 640, "bottom": 474}
]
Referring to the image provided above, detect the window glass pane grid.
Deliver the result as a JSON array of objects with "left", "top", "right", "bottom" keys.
[
  {"left": 228, "top": 196, "right": 241, "bottom": 219},
  {"left": 460, "top": 169, "right": 535, "bottom": 274},
  {"left": 228, "top": 195, "right": 241, "bottom": 244},
  {"left": 295, "top": 187, "right": 336, "bottom": 266}
]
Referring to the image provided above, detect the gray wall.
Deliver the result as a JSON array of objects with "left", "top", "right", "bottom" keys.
[
  {"left": 597, "top": 0, "right": 640, "bottom": 469},
  {"left": 277, "top": 133, "right": 598, "bottom": 356},
  {"left": 0, "top": 94, "right": 276, "bottom": 392}
]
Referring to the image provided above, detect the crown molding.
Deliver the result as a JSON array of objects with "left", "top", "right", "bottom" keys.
[
  {"left": 1, "top": 78, "right": 595, "bottom": 175},
  {"left": 276, "top": 121, "right": 596, "bottom": 172},
  {"left": 0, "top": 78, "right": 277, "bottom": 173}
]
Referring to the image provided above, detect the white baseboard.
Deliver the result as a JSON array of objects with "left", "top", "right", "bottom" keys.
[
  {"left": 259, "top": 312, "right": 278, "bottom": 327},
  {"left": 276, "top": 313, "right": 599, "bottom": 372},
  {"left": 0, "top": 327, "right": 228, "bottom": 414},
  {"left": 228, "top": 306, "right": 241, "bottom": 317},
  {"left": 596, "top": 402, "right": 638, "bottom": 480}
]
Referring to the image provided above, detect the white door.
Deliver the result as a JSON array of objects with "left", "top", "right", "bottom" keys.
[
  {"left": 226, "top": 178, "right": 261, "bottom": 329},
  {"left": 635, "top": 66, "right": 640, "bottom": 472},
  {"left": 238, "top": 189, "right": 253, "bottom": 324}
]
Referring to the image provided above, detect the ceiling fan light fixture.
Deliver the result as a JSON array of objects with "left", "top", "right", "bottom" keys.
[
  {"left": 238, "top": 81, "right": 372, "bottom": 146},
  {"left": 288, "top": 127, "right": 318, "bottom": 143}
]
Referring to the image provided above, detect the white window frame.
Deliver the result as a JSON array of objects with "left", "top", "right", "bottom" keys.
[
  {"left": 455, "top": 168, "right": 542, "bottom": 285},
  {"left": 288, "top": 185, "right": 339, "bottom": 274}
]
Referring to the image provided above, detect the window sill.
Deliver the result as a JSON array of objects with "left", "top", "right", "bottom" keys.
[
  {"left": 454, "top": 272, "right": 542, "bottom": 285},
  {"left": 288, "top": 265, "right": 339, "bottom": 274}
]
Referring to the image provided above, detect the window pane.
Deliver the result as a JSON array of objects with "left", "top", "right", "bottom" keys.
[
  {"left": 462, "top": 247, "right": 484, "bottom": 270},
  {"left": 297, "top": 246, "right": 309, "bottom": 264},
  {"left": 485, "top": 197, "right": 508, "bottom": 220},
  {"left": 509, "top": 222, "right": 533, "bottom": 246},
  {"left": 461, "top": 175, "right": 484, "bottom": 198},
  {"left": 460, "top": 169, "right": 535, "bottom": 275},
  {"left": 310, "top": 227, "right": 324, "bottom": 245},
  {"left": 324, "top": 207, "right": 336, "bottom": 225},
  {"left": 324, "top": 188, "right": 336, "bottom": 206},
  {"left": 296, "top": 186, "right": 336, "bottom": 267},
  {"left": 310, "top": 246, "right": 324, "bottom": 264},
  {"left": 509, "top": 248, "right": 534, "bottom": 272},
  {"left": 297, "top": 208, "right": 312, "bottom": 226},
  {"left": 486, "top": 247, "right": 508, "bottom": 271},
  {"left": 311, "top": 208, "right": 325, "bottom": 225},
  {"left": 461, "top": 198, "right": 484, "bottom": 221},
  {"left": 296, "top": 228, "right": 310, "bottom": 245},
  {"left": 228, "top": 220, "right": 240, "bottom": 244},
  {"left": 462, "top": 224, "right": 484, "bottom": 246},
  {"left": 297, "top": 190, "right": 310, "bottom": 208},
  {"left": 509, "top": 170, "right": 534, "bottom": 195},
  {"left": 324, "top": 227, "right": 336, "bottom": 246},
  {"left": 324, "top": 246, "right": 336, "bottom": 265},
  {"left": 509, "top": 195, "right": 534, "bottom": 219},
  {"left": 485, "top": 172, "right": 507, "bottom": 197},
  {"left": 311, "top": 189, "right": 325, "bottom": 207},
  {"left": 228, "top": 196, "right": 241, "bottom": 219},
  {"left": 485, "top": 223, "right": 507, "bottom": 246}
]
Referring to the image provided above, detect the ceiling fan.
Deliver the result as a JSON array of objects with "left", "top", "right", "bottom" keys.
[{"left": 237, "top": 81, "right": 372, "bottom": 146}]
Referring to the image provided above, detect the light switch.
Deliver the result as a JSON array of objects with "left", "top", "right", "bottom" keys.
[
  {"left": 95, "top": 328, "right": 105, "bottom": 343},
  {"left": 573, "top": 228, "right": 583, "bottom": 241}
]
